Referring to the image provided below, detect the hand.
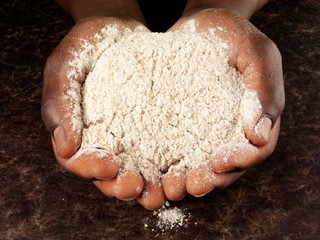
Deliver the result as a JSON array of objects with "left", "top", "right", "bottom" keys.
[
  {"left": 42, "top": 0, "right": 284, "bottom": 210},
  {"left": 162, "top": 7, "right": 284, "bottom": 199},
  {"left": 41, "top": 16, "right": 162, "bottom": 207}
]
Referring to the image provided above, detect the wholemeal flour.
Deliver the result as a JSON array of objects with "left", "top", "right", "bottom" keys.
[
  {"left": 66, "top": 21, "right": 261, "bottom": 181},
  {"left": 155, "top": 206, "right": 188, "bottom": 230}
]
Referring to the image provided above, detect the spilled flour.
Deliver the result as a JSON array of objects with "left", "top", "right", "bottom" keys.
[
  {"left": 146, "top": 202, "right": 191, "bottom": 234},
  {"left": 71, "top": 20, "right": 261, "bottom": 181},
  {"left": 156, "top": 207, "right": 188, "bottom": 230}
]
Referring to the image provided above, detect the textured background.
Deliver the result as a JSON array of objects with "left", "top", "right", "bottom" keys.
[{"left": 1, "top": 0, "right": 319, "bottom": 239}]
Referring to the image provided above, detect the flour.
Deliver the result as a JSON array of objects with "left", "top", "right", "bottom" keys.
[
  {"left": 65, "top": 26, "right": 134, "bottom": 136},
  {"left": 240, "top": 89, "right": 262, "bottom": 129},
  {"left": 144, "top": 202, "right": 190, "bottom": 234},
  {"left": 156, "top": 207, "right": 188, "bottom": 230},
  {"left": 71, "top": 21, "right": 261, "bottom": 181}
]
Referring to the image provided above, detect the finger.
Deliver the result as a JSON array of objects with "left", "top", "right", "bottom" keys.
[
  {"left": 52, "top": 138, "right": 119, "bottom": 180},
  {"left": 212, "top": 171, "right": 245, "bottom": 190},
  {"left": 186, "top": 163, "right": 216, "bottom": 197},
  {"left": 210, "top": 117, "right": 280, "bottom": 173},
  {"left": 162, "top": 169, "right": 187, "bottom": 201},
  {"left": 210, "top": 142, "right": 259, "bottom": 173},
  {"left": 41, "top": 35, "right": 87, "bottom": 159},
  {"left": 94, "top": 170, "right": 144, "bottom": 201},
  {"left": 186, "top": 163, "right": 244, "bottom": 196},
  {"left": 66, "top": 149, "right": 119, "bottom": 179},
  {"left": 136, "top": 180, "right": 166, "bottom": 210}
]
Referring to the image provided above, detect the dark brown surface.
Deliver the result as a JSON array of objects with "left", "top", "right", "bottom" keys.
[{"left": 1, "top": 0, "right": 320, "bottom": 239}]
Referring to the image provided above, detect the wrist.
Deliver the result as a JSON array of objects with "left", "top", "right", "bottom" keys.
[
  {"left": 183, "top": 0, "right": 269, "bottom": 19},
  {"left": 56, "top": 0, "right": 145, "bottom": 24}
]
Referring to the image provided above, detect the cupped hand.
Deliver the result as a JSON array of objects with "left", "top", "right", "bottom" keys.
[
  {"left": 42, "top": 7, "right": 285, "bottom": 210},
  {"left": 162, "top": 8, "right": 285, "bottom": 199},
  {"left": 41, "top": 16, "right": 167, "bottom": 209}
]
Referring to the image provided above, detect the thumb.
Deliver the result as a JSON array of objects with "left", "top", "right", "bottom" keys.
[
  {"left": 41, "top": 40, "right": 85, "bottom": 159},
  {"left": 240, "top": 89, "right": 273, "bottom": 147},
  {"left": 238, "top": 38, "right": 285, "bottom": 147},
  {"left": 41, "top": 98, "right": 82, "bottom": 159}
]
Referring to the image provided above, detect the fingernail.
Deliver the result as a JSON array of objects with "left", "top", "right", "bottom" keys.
[
  {"left": 53, "top": 126, "right": 66, "bottom": 156},
  {"left": 255, "top": 116, "right": 272, "bottom": 143}
]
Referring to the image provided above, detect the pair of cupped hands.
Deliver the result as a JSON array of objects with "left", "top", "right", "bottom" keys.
[{"left": 42, "top": 3, "right": 284, "bottom": 209}]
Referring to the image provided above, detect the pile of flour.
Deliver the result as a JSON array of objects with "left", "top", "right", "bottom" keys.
[
  {"left": 77, "top": 22, "right": 258, "bottom": 181},
  {"left": 144, "top": 202, "right": 190, "bottom": 234},
  {"left": 155, "top": 206, "right": 188, "bottom": 231}
]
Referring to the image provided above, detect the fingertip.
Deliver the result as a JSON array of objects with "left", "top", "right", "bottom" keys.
[
  {"left": 94, "top": 170, "right": 144, "bottom": 201},
  {"left": 244, "top": 116, "right": 272, "bottom": 147},
  {"left": 137, "top": 180, "right": 166, "bottom": 210},
  {"left": 162, "top": 169, "right": 187, "bottom": 201},
  {"left": 209, "top": 146, "right": 233, "bottom": 173},
  {"left": 42, "top": 101, "right": 79, "bottom": 159},
  {"left": 113, "top": 170, "right": 144, "bottom": 200},
  {"left": 50, "top": 122, "right": 82, "bottom": 159},
  {"left": 52, "top": 126, "right": 66, "bottom": 156},
  {"left": 67, "top": 149, "right": 119, "bottom": 179},
  {"left": 186, "top": 164, "right": 216, "bottom": 197}
]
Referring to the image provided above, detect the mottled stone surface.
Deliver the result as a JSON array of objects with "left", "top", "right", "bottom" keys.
[{"left": 1, "top": 0, "right": 319, "bottom": 239}]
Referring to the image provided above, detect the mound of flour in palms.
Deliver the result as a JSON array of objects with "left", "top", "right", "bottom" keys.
[{"left": 80, "top": 23, "right": 253, "bottom": 181}]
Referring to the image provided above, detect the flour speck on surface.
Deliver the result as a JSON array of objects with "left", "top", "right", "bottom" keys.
[{"left": 72, "top": 21, "right": 262, "bottom": 181}]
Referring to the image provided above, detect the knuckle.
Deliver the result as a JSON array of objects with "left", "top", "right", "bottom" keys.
[
  {"left": 40, "top": 100, "right": 57, "bottom": 132},
  {"left": 44, "top": 52, "right": 59, "bottom": 80},
  {"left": 266, "top": 38, "right": 281, "bottom": 58}
]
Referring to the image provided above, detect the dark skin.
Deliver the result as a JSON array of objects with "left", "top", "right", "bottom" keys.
[{"left": 42, "top": 0, "right": 285, "bottom": 209}]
